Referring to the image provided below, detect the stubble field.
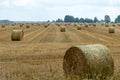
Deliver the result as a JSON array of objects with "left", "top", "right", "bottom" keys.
[{"left": 0, "top": 23, "right": 120, "bottom": 80}]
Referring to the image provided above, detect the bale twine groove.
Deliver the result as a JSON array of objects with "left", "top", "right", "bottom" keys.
[
  {"left": 108, "top": 27, "right": 115, "bottom": 33},
  {"left": 63, "top": 44, "right": 114, "bottom": 79},
  {"left": 11, "top": 30, "right": 24, "bottom": 41}
]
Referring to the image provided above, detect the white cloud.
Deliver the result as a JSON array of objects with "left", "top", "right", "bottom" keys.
[
  {"left": 0, "top": 0, "right": 120, "bottom": 7},
  {"left": 0, "top": 0, "right": 120, "bottom": 21},
  {"left": 109, "top": 0, "right": 120, "bottom": 5},
  {"left": 0, "top": 0, "right": 39, "bottom": 7},
  {"left": 12, "top": 0, "right": 38, "bottom": 7},
  {"left": 37, "top": 0, "right": 102, "bottom": 7},
  {"left": 102, "top": 6, "right": 120, "bottom": 20},
  {"left": 0, "top": 0, "right": 10, "bottom": 7}
]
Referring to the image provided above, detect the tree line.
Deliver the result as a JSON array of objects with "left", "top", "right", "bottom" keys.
[
  {"left": 0, "top": 20, "right": 13, "bottom": 24},
  {"left": 52, "top": 15, "right": 120, "bottom": 23},
  {"left": 1, "top": 15, "right": 120, "bottom": 23}
]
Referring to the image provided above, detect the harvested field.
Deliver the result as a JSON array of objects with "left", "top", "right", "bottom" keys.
[{"left": 0, "top": 23, "right": 119, "bottom": 79}]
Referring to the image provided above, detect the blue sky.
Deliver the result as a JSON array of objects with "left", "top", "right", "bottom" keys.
[{"left": 0, "top": 0, "right": 120, "bottom": 21}]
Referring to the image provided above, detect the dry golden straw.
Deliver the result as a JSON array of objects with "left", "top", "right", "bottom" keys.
[
  {"left": 11, "top": 30, "right": 24, "bottom": 41},
  {"left": 63, "top": 44, "right": 114, "bottom": 79}
]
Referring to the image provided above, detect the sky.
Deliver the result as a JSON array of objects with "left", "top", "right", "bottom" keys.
[{"left": 0, "top": 0, "right": 120, "bottom": 21}]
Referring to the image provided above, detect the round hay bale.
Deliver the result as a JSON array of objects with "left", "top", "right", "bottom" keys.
[
  {"left": 89, "top": 24, "right": 91, "bottom": 26},
  {"left": 37, "top": 24, "right": 41, "bottom": 26},
  {"left": 60, "top": 26, "right": 66, "bottom": 32},
  {"left": 80, "top": 23, "right": 83, "bottom": 26},
  {"left": 44, "top": 24, "right": 48, "bottom": 28},
  {"left": 105, "top": 24, "right": 109, "bottom": 27},
  {"left": 11, "top": 30, "right": 24, "bottom": 41},
  {"left": 93, "top": 24, "right": 96, "bottom": 27},
  {"left": 1, "top": 25, "right": 5, "bottom": 28},
  {"left": 63, "top": 44, "right": 114, "bottom": 79},
  {"left": 20, "top": 24, "right": 23, "bottom": 27},
  {"left": 57, "top": 24, "right": 61, "bottom": 27},
  {"left": 65, "top": 24, "right": 68, "bottom": 26},
  {"left": 109, "top": 27, "right": 115, "bottom": 33},
  {"left": 117, "top": 24, "right": 120, "bottom": 26},
  {"left": 85, "top": 24, "right": 88, "bottom": 27},
  {"left": 101, "top": 23, "right": 104, "bottom": 26},
  {"left": 74, "top": 24, "right": 78, "bottom": 26},
  {"left": 77, "top": 26, "right": 82, "bottom": 30},
  {"left": 112, "top": 24, "right": 116, "bottom": 27},
  {"left": 26, "top": 25, "right": 30, "bottom": 28},
  {"left": 12, "top": 24, "right": 15, "bottom": 26}
]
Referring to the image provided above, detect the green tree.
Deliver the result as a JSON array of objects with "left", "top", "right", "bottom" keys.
[
  {"left": 94, "top": 17, "right": 99, "bottom": 23},
  {"left": 104, "top": 15, "right": 111, "bottom": 23},
  {"left": 0, "top": 20, "right": 13, "bottom": 23},
  {"left": 84, "top": 18, "right": 93, "bottom": 23},
  {"left": 74, "top": 17, "right": 79, "bottom": 23},
  {"left": 56, "top": 18, "right": 63, "bottom": 22},
  {"left": 64, "top": 15, "right": 75, "bottom": 22},
  {"left": 79, "top": 18, "right": 84, "bottom": 23},
  {"left": 115, "top": 15, "right": 120, "bottom": 23}
]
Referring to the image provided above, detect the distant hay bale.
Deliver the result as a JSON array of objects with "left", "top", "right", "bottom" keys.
[
  {"left": 60, "top": 26, "right": 66, "bottom": 32},
  {"left": 109, "top": 27, "right": 115, "bottom": 33},
  {"left": 26, "top": 25, "right": 30, "bottom": 28},
  {"left": 57, "top": 24, "right": 61, "bottom": 27},
  {"left": 11, "top": 30, "right": 24, "bottom": 41},
  {"left": 12, "top": 24, "right": 15, "bottom": 26},
  {"left": 37, "top": 24, "right": 41, "bottom": 26},
  {"left": 93, "top": 24, "right": 96, "bottom": 27},
  {"left": 77, "top": 26, "right": 82, "bottom": 30},
  {"left": 31, "top": 24, "right": 34, "bottom": 26},
  {"left": 105, "top": 24, "right": 109, "bottom": 27},
  {"left": 68, "top": 23, "right": 71, "bottom": 26},
  {"left": 101, "top": 23, "right": 104, "bottom": 26},
  {"left": 89, "top": 24, "right": 91, "bottom": 26},
  {"left": 63, "top": 44, "right": 114, "bottom": 79},
  {"left": 44, "top": 24, "right": 48, "bottom": 28},
  {"left": 117, "top": 24, "right": 120, "bottom": 26},
  {"left": 1, "top": 25, "right": 5, "bottom": 28},
  {"left": 65, "top": 24, "right": 68, "bottom": 26},
  {"left": 74, "top": 24, "right": 78, "bottom": 26},
  {"left": 80, "top": 23, "right": 83, "bottom": 26},
  {"left": 20, "top": 24, "right": 23, "bottom": 27},
  {"left": 85, "top": 24, "right": 88, "bottom": 27},
  {"left": 112, "top": 24, "right": 116, "bottom": 27}
]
